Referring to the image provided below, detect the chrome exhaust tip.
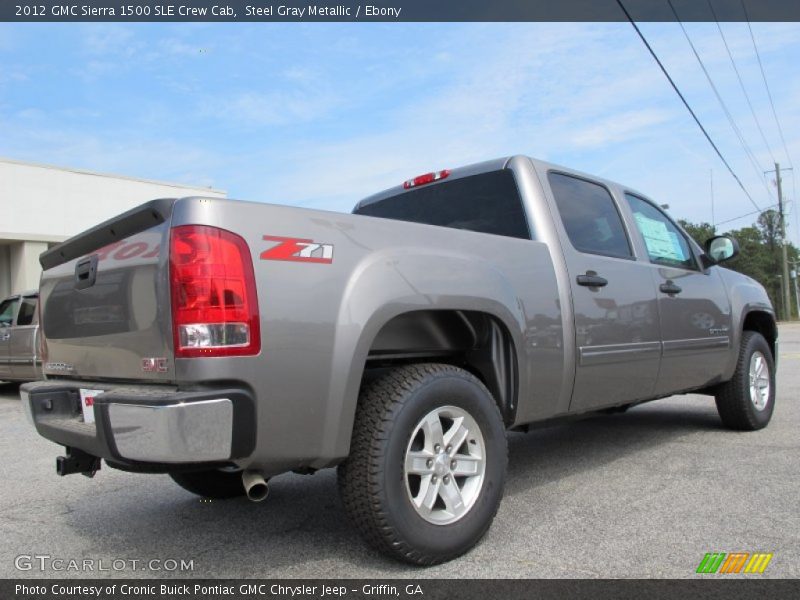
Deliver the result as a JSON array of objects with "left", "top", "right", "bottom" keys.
[{"left": 242, "top": 470, "right": 269, "bottom": 502}]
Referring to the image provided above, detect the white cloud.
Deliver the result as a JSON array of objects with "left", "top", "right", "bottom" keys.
[
  {"left": 202, "top": 88, "right": 340, "bottom": 127},
  {"left": 227, "top": 24, "right": 673, "bottom": 205},
  {"left": 81, "top": 24, "right": 138, "bottom": 56},
  {"left": 570, "top": 109, "right": 674, "bottom": 148},
  {"left": 0, "top": 116, "right": 226, "bottom": 190}
]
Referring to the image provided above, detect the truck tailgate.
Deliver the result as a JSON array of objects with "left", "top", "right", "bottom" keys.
[{"left": 39, "top": 200, "right": 175, "bottom": 382}]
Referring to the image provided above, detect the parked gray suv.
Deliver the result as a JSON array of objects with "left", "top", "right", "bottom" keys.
[{"left": 21, "top": 156, "right": 777, "bottom": 564}]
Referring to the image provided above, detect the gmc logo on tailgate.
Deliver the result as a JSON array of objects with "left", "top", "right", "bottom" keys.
[{"left": 260, "top": 235, "right": 334, "bottom": 264}]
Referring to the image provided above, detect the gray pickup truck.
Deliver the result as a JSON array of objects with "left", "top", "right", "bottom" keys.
[
  {"left": 0, "top": 291, "right": 41, "bottom": 382},
  {"left": 21, "top": 156, "right": 776, "bottom": 565}
]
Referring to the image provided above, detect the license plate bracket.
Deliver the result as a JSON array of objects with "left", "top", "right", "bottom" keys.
[{"left": 79, "top": 388, "right": 104, "bottom": 425}]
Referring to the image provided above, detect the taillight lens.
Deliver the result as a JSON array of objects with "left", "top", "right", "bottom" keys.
[
  {"left": 403, "top": 169, "right": 451, "bottom": 189},
  {"left": 169, "top": 225, "right": 261, "bottom": 358}
]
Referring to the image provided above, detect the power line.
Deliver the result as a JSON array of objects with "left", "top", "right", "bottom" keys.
[
  {"left": 742, "top": 0, "right": 800, "bottom": 248},
  {"left": 615, "top": 0, "right": 762, "bottom": 213},
  {"left": 667, "top": 0, "right": 772, "bottom": 201},
  {"left": 715, "top": 201, "right": 782, "bottom": 227},
  {"left": 742, "top": 0, "right": 794, "bottom": 169},
  {"left": 708, "top": 0, "right": 777, "bottom": 165}
]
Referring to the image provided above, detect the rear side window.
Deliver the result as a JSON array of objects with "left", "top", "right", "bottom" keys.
[
  {"left": 354, "top": 170, "right": 531, "bottom": 240},
  {"left": 17, "top": 297, "right": 37, "bottom": 326},
  {"left": 548, "top": 172, "right": 632, "bottom": 259}
]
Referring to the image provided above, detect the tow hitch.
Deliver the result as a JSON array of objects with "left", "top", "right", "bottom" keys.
[{"left": 56, "top": 447, "right": 101, "bottom": 478}]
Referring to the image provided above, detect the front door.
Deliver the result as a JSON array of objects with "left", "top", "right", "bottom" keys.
[
  {"left": 623, "top": 194, "right": 732, "bottom": 395},
  {"left": 0, "top": 297, "right": 20, "bottom": 380},
  {"left": 10, "top": 295, "right": 39, "bottom": 380},
  {"left": 547, "top": 172, "right": 661, "bottom": 413}
]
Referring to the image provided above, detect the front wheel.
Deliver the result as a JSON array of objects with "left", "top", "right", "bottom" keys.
[
  {"left": 715, "top": 331, "right": 775, "bottom": 431},
  {"left": 338, "top": 363, "right": 507, "bottom": 565}
]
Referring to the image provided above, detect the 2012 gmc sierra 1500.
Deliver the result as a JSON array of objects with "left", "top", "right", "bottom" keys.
[{"left": 21, "top": 156, "right": 777, "bottom": 564}]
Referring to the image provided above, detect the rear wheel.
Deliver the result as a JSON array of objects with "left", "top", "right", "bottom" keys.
[
  {"left": 338, "top": 363, "right": 507, "bottom": 565},
  {"left": 715, "top": 331, "right": 775, "bottom": 431},
  {"left": 169, "top": 467, "right": 246, "bottom": 499}
]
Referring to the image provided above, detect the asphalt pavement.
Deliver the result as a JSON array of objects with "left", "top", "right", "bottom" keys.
[{"left": 1, "top": 324, "right": 798, "bottom": 579}]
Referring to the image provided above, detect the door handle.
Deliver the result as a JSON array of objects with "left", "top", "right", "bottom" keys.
[
  {"left": 659, "top": 281, "right": 682, "bottom": 295},
  {"left": 74, "top": 254, "right": 99, "bottom": 290},
  {"left": 576, "top": 273, "right": 608, "bottom": 287},
  {"left": 0, "top": 333, "right": 9, "bottom": 341}
]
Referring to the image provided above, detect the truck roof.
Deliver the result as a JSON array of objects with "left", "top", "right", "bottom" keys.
[{"left": 353, "top": 155, "right": 655, "bottom": 212}]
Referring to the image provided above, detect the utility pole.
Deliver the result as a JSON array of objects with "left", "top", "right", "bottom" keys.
[
  {"left": 791, "top": 262, "right": 800, "bottom": 320},
  {"left": 774, "top": 163, "right": 792, "bottom": 320},
  {"left": 789, "top": 259, "right": 800, "bottom": 320},
  {"left": 794, "top": 270, "right": 800, "bottom": 322}
]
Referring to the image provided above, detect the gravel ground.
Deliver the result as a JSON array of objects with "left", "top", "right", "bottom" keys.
[{"left": 0, "top": 324, "right": 797, "bottom": 579}]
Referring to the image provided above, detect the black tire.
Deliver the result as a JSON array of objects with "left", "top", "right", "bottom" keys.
[
  {"left": 715, "top": 331, "right": 775, "bottom": 431},
  {"left": 338, "top": 363, "right": 507, "bottom": 565},
  {"left": 169, "top": 468, "right": 246, "bottom": 499}
]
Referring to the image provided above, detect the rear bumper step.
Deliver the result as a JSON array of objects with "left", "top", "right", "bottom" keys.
[{"left": 21, "top": 380, "right": 256, "bottom": 468}]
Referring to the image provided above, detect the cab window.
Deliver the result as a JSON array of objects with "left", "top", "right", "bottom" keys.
[
  {"left": 0, "top": 298, "right": 19, "bottom": 327},
  {"left": 354, "top": 170, "right": 531, "bottom": 240},
  {"left": 548, "top": 172, "right": 633, "bottom": 259},
  {"left": 17, "top": 296, "right": 37, "bottom": 326},
  {"left": 625, "top": 193, "right": 697, "bottom": 270}
]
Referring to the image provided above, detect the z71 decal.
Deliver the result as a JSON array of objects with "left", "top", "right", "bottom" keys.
[{"left": 260, "top": 235, "right": 334, "bottom": 264}]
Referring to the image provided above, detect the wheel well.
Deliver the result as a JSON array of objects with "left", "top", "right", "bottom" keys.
[
  {"left": 365, "top": 310, "right": 519, "bottom": 425},
  {"left": 743, "top": 311, "right": 777, "bottom": 359}
]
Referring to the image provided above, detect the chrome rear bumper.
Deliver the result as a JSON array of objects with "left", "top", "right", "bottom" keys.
[
  {"left": 107, "top": 399, "right": 233, "bottom": 462},
  {"left": 20, "top": 381, "right": 255, "bottom": 467}
]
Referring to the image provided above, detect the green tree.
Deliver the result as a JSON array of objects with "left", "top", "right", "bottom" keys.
[
  {"left": 678, "top": 220, "right": 716, "bottom": 246},
  {"left": 680, "top": 210, "right": 799, "bottom": 319}
]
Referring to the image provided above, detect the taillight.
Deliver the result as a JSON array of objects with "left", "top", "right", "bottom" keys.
[
  {"left": 169, "top": 225, "right": 261, "bottom": 358},
  {"left": 403, "top": 169, "right": 450, "bottom": 189}
]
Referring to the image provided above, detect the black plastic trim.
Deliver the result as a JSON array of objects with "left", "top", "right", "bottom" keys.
[
  {"left": 39, "top": 198, "right": 174, "bottom": 270},
  {"left": 104, "top": 460, "right": 236, "bottom": 474}
]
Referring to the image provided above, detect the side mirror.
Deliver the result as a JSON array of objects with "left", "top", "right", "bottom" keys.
[{"left": 704, "top": 235, "right": 739, "bottom": 264}]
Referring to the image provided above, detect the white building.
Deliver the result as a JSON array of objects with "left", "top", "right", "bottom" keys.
[{"left": 0, "top": 158, "right": 226, "bottom": 298}]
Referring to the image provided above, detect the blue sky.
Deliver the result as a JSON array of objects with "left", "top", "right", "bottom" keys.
[{"left": 1, "top": 21, "right": 798, "bottom": 242}]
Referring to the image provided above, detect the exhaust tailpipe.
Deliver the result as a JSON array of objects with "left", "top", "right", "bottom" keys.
[{"left": 242, "top": 470, "right": 269, "bottom": 502}]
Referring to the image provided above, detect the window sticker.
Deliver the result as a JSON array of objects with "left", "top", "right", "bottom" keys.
[{"left": 634, "top": 213, "right": 686, "bottom": 261}]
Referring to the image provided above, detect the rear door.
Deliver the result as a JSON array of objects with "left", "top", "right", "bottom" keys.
[
  {"left": 623, "top": 193, "right": 732, "bottom": 395},
  {"left": 0, "top": 296, "right": 20, "bottom": 380},
  {"left": 9, "top": 294, "right": 39, "bottom": 380},
  {"left": 546, "top": 172, "right": 661, "bottom": 413}
]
